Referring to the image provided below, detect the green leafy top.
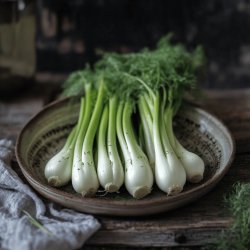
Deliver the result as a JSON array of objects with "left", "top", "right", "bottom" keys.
[
  {"left": 204, "top": 182, "right": 250, "bottom": 250},
  {"left": 61, "top": 66, "right": 94, "bottom": 97},
  {"left": 62, "top": 34, "right": 205, "bottom": 107}
]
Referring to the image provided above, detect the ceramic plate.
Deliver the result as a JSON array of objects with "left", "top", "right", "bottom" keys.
[{"left": 16, "top": 99, "right": 235, "bottom": 216}]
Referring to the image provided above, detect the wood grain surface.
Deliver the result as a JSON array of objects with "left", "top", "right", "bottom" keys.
[{"left": 1, "top": 85, "right": 250, "bottom": 249}]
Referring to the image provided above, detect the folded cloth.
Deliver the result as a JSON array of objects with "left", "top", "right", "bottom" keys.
[{"left": 0, "top": 139, "right": 101, "bottom": 250}]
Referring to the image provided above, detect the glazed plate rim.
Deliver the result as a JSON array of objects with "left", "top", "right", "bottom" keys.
[{"left": 15, "top": 98, "right": 235, "bottom": 215}]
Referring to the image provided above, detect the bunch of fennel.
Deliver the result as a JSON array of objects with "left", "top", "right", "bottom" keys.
[{"left": 44, "top": 35, "right": 205, "bottom": 199}]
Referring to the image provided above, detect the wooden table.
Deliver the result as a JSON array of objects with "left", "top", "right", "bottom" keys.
[{"left": 1, "top": 84, "right": 250, "bottom": 249}]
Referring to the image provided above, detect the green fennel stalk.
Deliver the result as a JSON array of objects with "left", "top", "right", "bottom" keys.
[{"left": 48, "top": 33, "right": 206, "bottom": 199}]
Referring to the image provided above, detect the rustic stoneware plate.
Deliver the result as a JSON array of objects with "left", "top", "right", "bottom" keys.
[{"left": 16, "top": 98, "right": 235, "bottom": 216}]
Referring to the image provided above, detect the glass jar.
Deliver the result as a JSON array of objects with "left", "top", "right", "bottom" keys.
[{"left": 0, "top": 0, "right": 35, "bottom": 96}]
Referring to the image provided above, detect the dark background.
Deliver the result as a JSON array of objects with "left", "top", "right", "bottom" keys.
[
  {"left": 36, "top": 0, "right": 250, "bottom": 89},
  {"left": 1, "top": 0, "right": 250, "bottom": 90}
]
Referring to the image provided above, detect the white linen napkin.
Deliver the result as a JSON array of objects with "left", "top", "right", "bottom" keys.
[{"left": 0, "top": 139, "right": 100, "bottom": 250}]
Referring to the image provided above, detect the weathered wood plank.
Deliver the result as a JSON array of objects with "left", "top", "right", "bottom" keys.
[
  {"left": 0, "top": 97, "right": 44, "bottom": 141},
  {"left": 0, "top": 83, "right": 57, "bottom": 141},
  {"left": 87, "top": 228, "right": 226, "bottom": 247},
  {"left": 193, "top": 89, "right": 250, "bottom": 154}
]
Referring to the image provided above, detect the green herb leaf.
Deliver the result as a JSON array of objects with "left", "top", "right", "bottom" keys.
[
  {"left": 203, "top": 182, "right": 250, "bottom": 250},
  {"left": 22, "top": 210, "right": 54, "bottom": 237}
]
